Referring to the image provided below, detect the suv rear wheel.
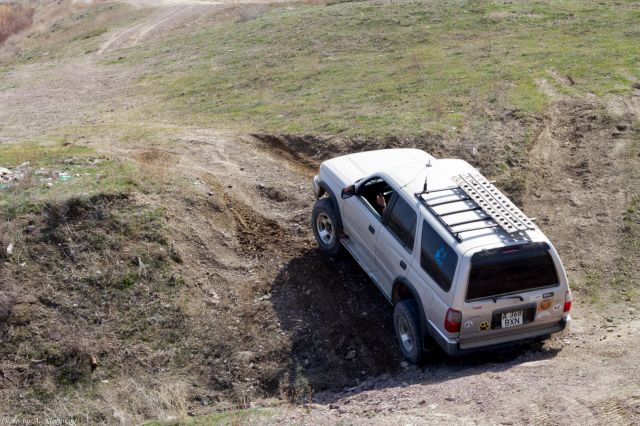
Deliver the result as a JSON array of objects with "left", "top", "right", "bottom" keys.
[
  {"left": 311, "top": 197, "right": 342, "bottom": 256},
  {"left": 394, "top": 299, "right": 424, "bottom": 364}
]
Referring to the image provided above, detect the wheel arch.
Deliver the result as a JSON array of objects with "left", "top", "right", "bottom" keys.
[
  {"left": 315, "top": 178, "right": 344, "bottom": 232},
  {"left": 392, "top": 278, "right": 432, "bottom": 351}
]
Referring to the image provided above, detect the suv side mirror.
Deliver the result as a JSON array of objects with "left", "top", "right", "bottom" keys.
[{"left": 341, "top": 185, "right": 356, "bottom": 199}]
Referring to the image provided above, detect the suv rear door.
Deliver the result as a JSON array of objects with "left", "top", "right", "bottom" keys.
[
  {"left": 409, "top": 218, "right": 459, "bottom": 331},
  {"left": 375, "top": 193, "right": 417, "bottom": 296},
  {"left": 457, "top": 243, "right": 565, "bottom": 345}
]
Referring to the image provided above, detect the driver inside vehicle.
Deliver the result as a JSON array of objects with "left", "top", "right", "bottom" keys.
[
  {"left": 375, "top": 193, "right": 387, "bottom": 215},
  {"left": 358, "top": 177, "right": 393, "bottom": 217}
]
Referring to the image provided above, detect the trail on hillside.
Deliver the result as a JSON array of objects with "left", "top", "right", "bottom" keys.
[{"left": 0, "top": 0, "right": 639, "bottom": 424}]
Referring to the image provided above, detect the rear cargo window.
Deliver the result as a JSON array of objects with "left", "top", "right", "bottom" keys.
[
  {"left": 466, "top": 242, "right": 559, "bottom": 301},
  {"left": 420, "top": 220, "right": 458, "bottom": 291}
]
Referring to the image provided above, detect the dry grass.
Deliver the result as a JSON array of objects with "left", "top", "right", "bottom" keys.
[
  {"left": 134, "top": 149, "right": 178, "bottom": 185},
  {"left": 0, "top": 3, "right": 34, "bottom": 45},
  {"left": 105, "top": 379, "right": 189, "bottom": 423}
]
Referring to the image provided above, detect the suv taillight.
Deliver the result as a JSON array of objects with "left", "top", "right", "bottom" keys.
[
  {"left": 563, "top": 290, "right": 572, "bottom": 313},
  {"left": 444, "top": 308, "right": 462, "bottom": 333}
]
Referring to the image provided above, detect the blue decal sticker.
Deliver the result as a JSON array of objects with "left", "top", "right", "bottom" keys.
[{"left": 434, "top": 246, "right": 447, "bottom": 267}]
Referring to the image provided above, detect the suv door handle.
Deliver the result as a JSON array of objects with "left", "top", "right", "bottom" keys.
[
  {"left": 399, "top": 260, "right": 407, "bottom": 270},
  {"left": 368, "top": 225, "right": 375, "bottom": 234}
]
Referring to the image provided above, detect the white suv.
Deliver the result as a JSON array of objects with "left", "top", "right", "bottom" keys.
[{"left": 311, "top": 149, "right": 571, "bottom": 364}]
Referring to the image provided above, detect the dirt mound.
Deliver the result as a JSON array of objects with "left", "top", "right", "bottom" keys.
[
  {"left": 0, "top": 193, "right": 185, "bottom": 418},
  {"left": 253, "top": 108, "right": 540, "bottom": 205}
]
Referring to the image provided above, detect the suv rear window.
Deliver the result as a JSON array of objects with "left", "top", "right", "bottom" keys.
[
  {"left": 420, "top": 220, "right": 458, "bottom": 291},
  {"left": 466, "top": 242, "right": 559, "bottom": 301}
]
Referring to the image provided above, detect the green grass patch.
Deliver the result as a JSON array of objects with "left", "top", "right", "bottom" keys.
[
  {"left": 117, "top": 0, "right": 640, "bottom": 137},
  {"left": 0, "top": 141, "right": 92, "bottom": 166},
  {"left": 143, "top": 408, "right": 274, "bottom": 425},
  {"left": 0, "top": 142, "right": 139, "bottom": 220},
  {"left": 72, "top": 27, "right": 108, "bottom": 41}
]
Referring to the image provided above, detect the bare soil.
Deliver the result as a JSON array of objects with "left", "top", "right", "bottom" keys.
[{"left": 0, "top": 1, "right": 639, "bottom": 424}]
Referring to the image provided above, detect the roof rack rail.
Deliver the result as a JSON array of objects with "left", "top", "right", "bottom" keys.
[{"left": 416, "top": 173, "right": 535, "bottom": 242}]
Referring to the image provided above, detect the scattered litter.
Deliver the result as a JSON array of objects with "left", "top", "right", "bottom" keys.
[
  {"left": 0, "top": 164, "right": 26, "bottom": 187},
  {"left": 6, "top": 243, "right": 14, "bottom": 256},
  {"left": 254, "top": 293, "right": 271, "bottom": 303},
  {"left": 345, "top": 350, "right": 357, "bottom": 360},
  {"left": 58, "top": 172, "right": 73, "bottom": 181}
]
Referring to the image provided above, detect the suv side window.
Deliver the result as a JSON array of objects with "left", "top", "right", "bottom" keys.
[
  {"left": 357, "top": 177, "right": 394, "bottom": 219},
  {"left": 420, "top": 220, "right": 458, "bottom": 291},
  {"left": 385, "top": 195, "right": 417, "bottom": 251}
]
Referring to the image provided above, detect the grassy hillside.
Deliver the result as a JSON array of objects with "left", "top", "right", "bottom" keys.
[{"left": 120, "top": 0, "right": 640, "bottom": 136}]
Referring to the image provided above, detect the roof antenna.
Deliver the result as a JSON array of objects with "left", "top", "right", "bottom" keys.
[{"left": 421, "top": 160, "right": 432, "bottom": 194}]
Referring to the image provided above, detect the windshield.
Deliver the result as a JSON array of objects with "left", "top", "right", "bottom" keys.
[{"left": 466, "top": 242, "right": 559, "bottom": 301}]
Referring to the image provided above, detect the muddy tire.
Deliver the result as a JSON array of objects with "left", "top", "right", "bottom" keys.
[
  {"left": 394, "top": 299, "right": 424, "bottom": 365},
  {"left": 312, "top": 197, "right": 342, "bottom": 256}
]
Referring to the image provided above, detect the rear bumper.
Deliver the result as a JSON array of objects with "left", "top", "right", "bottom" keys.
[{"left": 427, "top": 315, "right": 570, "bottom": 356}]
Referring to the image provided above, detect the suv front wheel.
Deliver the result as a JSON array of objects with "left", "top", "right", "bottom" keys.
[
  {"left": 311, "top": 197, "right": 342, "bottom": 256},
  {"left": 394, "top": 299, "right": 424, "bottom": 364}
]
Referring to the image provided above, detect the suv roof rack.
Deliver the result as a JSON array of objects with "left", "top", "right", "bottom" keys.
[{"left": 416, "top": 173, "right": 536, "bottom": 242}]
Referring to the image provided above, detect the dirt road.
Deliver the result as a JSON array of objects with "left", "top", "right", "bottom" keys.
[{"left": 1, "top": 0, "right": 639, "bottom": 424}]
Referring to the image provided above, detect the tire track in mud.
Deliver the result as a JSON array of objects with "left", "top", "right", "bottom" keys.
[
  {"left": 97, "top": 4, "right": 215, "bottom": 54},
  {"left": 586, "top": 396, "right": 635, "bottom": 425}
]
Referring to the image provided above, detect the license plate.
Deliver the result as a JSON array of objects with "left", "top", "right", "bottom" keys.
[{"left": 501, "top": 310, "right": 523, "bottom": 328}]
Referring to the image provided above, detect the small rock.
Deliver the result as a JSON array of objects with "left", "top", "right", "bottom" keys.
[
  {"left": 400, "top": 361, "right": 409, "bottom": 368},
  {"left": 568, "top": 194, "right": 581, "bottom": 207},
  {"left": 236, "top": 351, "right": 255, "bottom": 362},
  {"left": 90, "top": 355, "right": 99, "bottom": 371},
  {"left": 445, "top": 397, "right": 455, "bottom": 402},
  {"left": 616, "top": 124, "right": 628, "bottom": 131},
  {"left": 345, "top": 350, "right": 356, "bottom": 360}
]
